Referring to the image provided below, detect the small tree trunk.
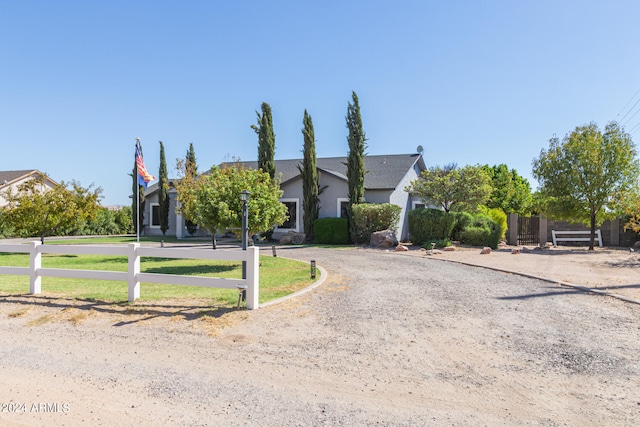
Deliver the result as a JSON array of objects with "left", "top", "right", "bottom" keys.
[
  {"left": 211, "top": 235, "right": 217, "bottom": 250},
  {"left": 589, "top": 211, "right": 596, "bottom": 251}
]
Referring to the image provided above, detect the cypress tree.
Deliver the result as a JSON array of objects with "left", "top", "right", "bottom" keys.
[
  {"left": 186, "top": 142, "right": 197, "bottom": 176},
  {"left": 185, "top": 143, "right": 198, "bottom": 236},
  {"left": 251, "top": 102, "right": 276, "bottom": 180},
  {"left": 158, "top": 141, "right": 170, "bottom": 236},
  {"left": 346, "top": 91, "right": 367, "bottom": 241},
  {"left": 298, "top": 109, "right": 320, "bottom": 240}
]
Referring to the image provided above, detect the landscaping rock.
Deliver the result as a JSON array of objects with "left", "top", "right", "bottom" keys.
[
  {"left": 395, "top": 245, "right": 409, "bottom": 252},
  {"left": 443, "top": 246, "right": 455, "bottom": 252},
  {"left": 480, "top": 247, "right": 492, "bottom": 254},
  {"left": 511, "top": 249, "right": 520, "bottom": 254},
  {"left": 279, "top": 230, "right": 306, "bottom": 245},
  {"left": 370, "top": 230, "right": 398, "bottom": 248}
]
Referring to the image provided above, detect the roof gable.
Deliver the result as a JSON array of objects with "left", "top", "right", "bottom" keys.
[
  {"left": 0, "top": 170, "right": 57, "bottom": 188},
  {"left": 224, "top": 153, "right": 424, "bottom": 190}
]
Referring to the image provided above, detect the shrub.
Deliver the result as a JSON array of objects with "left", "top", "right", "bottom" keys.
[
  {"left": 458, "top": 214, "right": 501, "bottom": 249},
  {"left": 351, "top": 203, "right": 401, "bottom": 244},
  {"left": 408, "top": 208, "right": 454, "bottom": 245},
  {"left": 313, "top": 218, "right": 349, "bottom": 244},
  {"left": 422, "top": 238, "right": 452, "bottom": 249},
  {"left": 449, "top": 211, "right": 473, "bottom": 241},
  {"left": 478, "top": 206, "right": 507, "bottom": 240}
]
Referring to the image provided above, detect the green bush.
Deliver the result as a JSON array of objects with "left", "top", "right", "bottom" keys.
[
  {"left": 478, "top": 206, "right": 507, "bottom": 240},
  {"left": 351, "top": 203, "right": 401, "bottom": 244},
  {"left": 408, "top": 208, "right": 455, "bottom": 245},
  {"left": 449, "top": 211, "right": 473, "bottom": 241},
  {"left": 458, "top": 214, "right": 501, "bottom": 249},
  {"left": 422, "top": 238, "right": 452, "bottom": 249},
  {"left": 313, "top": 218, "right": 349, "bottom": 244}
]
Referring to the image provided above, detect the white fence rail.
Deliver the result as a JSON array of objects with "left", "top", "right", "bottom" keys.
[{"left": 0, "top": 242, "right": 260, "bottom": 309}]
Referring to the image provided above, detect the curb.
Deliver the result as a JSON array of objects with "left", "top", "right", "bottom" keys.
[
  {"left": 429, "top": 256, "right": 640, "bottom": 306},
  {"left": 259, "top": 260, "right": 327, "bottom": 309}
]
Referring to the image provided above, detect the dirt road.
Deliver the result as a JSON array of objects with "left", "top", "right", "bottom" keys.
[{"left": 1, "top": 246, "right": 639, "bottom": 426}]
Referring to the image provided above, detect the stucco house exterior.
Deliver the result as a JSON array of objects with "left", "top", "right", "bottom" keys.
[
  {"left": 143, "top": 153, "right": 427, "bottom": 241},
  {"left": 0, "top": 170, "right": 58, "bottom": 208}
]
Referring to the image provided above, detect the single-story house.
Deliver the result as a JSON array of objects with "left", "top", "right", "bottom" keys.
[
  {"left": 143, "top": 153, "right": 427, "bottom": 241},
  {"left": 0, "top": 170, "right": 59, "bottom": 208}
]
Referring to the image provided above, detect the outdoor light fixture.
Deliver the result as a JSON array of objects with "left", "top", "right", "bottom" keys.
[{"left": 240, "top": 190, "right": 251, "bottom": 280}]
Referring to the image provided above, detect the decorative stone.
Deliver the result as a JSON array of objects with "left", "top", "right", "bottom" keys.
[
  {"left": 443, "top": 246, "right": 455, "bottom": 252},
  {"left": 395, "top": 245, "right": 409, "bottom": 252},
  {"left": 370, "top": 230, "right": 398, "bottom": 248},
  {"left": 480, "top": 247, "right": 492, "bottom": 254},
  {"left": 278, "top": 230, "right": 305, "bottom": 245},
  {"left": 511, "top": 249, "right": 520, "bottom": 254}
]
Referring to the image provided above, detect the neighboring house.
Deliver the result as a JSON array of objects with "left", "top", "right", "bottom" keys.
[
  {"left": 0, "top": 170, "right": 58, "bottom": 208},
  {"left": 143, "top": 153, "right": 427, "bottom": 241}
]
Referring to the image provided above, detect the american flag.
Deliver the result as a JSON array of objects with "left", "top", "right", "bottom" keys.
[{"left": 135, "top": 140, "right": 156, "bottom": 189}]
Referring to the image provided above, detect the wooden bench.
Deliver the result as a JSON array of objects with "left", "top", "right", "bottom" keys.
[{"left": 551, "top": 229, "right": 603, "bottom": 247}]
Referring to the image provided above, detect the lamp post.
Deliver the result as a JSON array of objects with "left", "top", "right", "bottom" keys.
[{"left": 240, "top": 190, "right": 250, "bottom": 280}]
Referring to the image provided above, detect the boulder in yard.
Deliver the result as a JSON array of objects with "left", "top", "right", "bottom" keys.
[
  {"left": 480, "top": 247, "right": 492, "bottom": 254},
  {"left": 395, "top": 244, "right": 409, "bottom": 252},
  {"left": 370, "top": 230, "right": 398, "bottom": 248},
  {"left": 279, "top": 230, "right": 306, "bottom": 245}
]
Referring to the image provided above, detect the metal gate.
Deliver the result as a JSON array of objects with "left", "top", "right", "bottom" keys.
[{"left": 518, "top": 216, "right": 539, "bottom": 245}]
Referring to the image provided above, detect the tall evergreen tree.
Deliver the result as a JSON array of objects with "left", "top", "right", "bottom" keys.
[
  {"left": 298, "top": 109, "right": 320, "bottom": 239},
  {"left": 185, "top": 143, "right": 198, "bottom": 235},
  {"left": 346, "top": 91, "right": 367, "bottom": 241},
  {"left": 158, "top": 141, "right": 170, "bottom": 236},
  {"left": 186, "top": 142, "right": 197, "bottom": 176},
  {"left": 251, "top": 102, "right": 276, "bottom": 180}
]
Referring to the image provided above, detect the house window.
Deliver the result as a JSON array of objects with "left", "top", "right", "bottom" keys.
[
  {"left": 150, "top": 204, "right": 160, "bottom": 227},
  {"left": 412, "top": 201, "right": 426, "bottom": 210},
  {"left": 276, "top": 198, "right": 299, "bottom": 231},
  {"left": 337, "top": 198, "right": 349, "bottom": 218}
]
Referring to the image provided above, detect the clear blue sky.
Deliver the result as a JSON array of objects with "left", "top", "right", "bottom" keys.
[{"left": 2, "top": 1, "right": 639, "bottom": 206}]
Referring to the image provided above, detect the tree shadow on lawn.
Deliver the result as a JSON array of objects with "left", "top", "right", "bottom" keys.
[
  {"left": 0, "top": 293, "right": 238, "bottom": 326},
  {"left": 141, "top": 261, "right": 238, "bottom": 276}
]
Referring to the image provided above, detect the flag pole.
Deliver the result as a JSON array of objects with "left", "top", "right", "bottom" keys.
[{"left": 136, "top": 137, "right": 140, "bottom": 243}]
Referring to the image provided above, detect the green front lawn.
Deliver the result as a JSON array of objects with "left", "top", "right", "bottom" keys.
[{"left": 0, "top": 249, "right": 315, "bottom": 306}]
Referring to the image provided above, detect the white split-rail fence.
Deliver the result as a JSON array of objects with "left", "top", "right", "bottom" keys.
[{"left": 0, "top": 242, "right": 260, "bottom": 309}]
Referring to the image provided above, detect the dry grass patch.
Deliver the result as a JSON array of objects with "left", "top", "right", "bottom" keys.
[
  {"left": 8, "top": 307, "right": 31, "bottom": 318},
  {"left": 200, "top": 311, "right": 249, "bottom": 337}
]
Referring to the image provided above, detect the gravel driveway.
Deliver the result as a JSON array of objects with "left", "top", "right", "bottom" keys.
[{"left": 1, "top": 246, "right": 639, "bottom": 426}]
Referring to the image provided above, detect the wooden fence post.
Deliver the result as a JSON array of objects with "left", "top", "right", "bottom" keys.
[
  {"left": 128, "top": 243, "right": 140, "bottom": 302},
  {"left": 245, "top": 246, "right": 259, "bottom": 309},
  {"left": 29, "top": 241, "right": 41, "bottom": 295},
  {"left": 507, "top": 214, "right": 518, "bottom": 246}
]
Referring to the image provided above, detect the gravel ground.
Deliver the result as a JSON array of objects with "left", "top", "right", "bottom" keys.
[{"left": 1, "top": 246, "right": 639, "bottom": 426}]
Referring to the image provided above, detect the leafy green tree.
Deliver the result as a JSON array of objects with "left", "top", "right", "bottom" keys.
[
  {"left": 175, "top": 164, "right": 287, "bottom": 249},
  {"left": 346, "top": 91, "right": 367, "bottom": 241},
  {"left": 158, "top": 141, "right": 170, "bottom": 236},
  {"left": 532, "top": 121, "right": 640, "bottom": 250},
  {"left": 298, "top": 109, "right": 320, "bottom": 239},
  {"left": 406, "top": 163, "right": 492, "bottom": 213},
  {"left": 482, "top": 164, "right": 533, "bottom": 214},
  {"left": 0, "top": 178, "right": 101, "bottom": 243},
  {"left": 251, "top": 102, "right": 276, "bottom": 180}
]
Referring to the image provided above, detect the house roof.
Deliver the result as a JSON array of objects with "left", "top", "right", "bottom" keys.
[
  {"left": 0, "top": 170, "right": 56, "bottom": 188},
  {"left": 225, "top": 153, "right": 425, "bottom": 190},
  {"left": 146, "top": 153, "right": 425, "bottom": 195}
]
